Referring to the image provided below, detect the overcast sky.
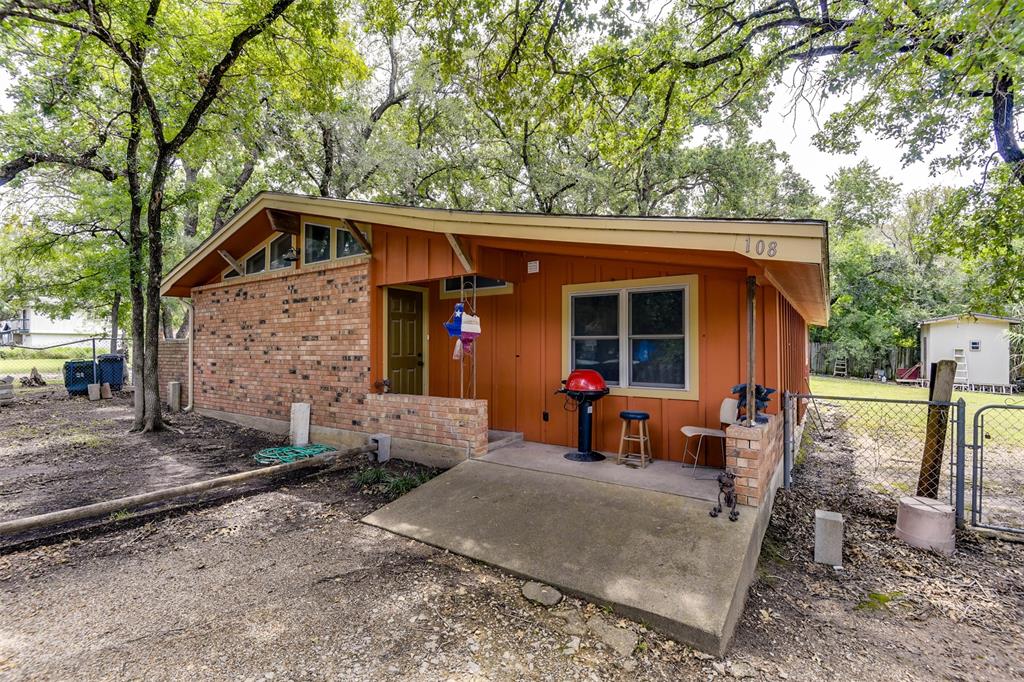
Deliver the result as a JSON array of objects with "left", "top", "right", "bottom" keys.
[
  {"left": 754, "top": 69, "right": 967, "bottom": 194},
  {"left": 0, "top": 66, "right": 966, "bottom": 197}
]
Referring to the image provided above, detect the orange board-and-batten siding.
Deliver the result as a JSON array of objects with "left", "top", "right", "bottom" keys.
[
  {"left": 161, "top": 196, "right": 824, "bottom": 466},
  {"left": 369, "top": 225, "right": 804, "bottom": 464}
]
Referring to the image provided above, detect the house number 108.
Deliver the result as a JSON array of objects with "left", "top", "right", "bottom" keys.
[{"left": 744, "top": 237, "right": 778, "bottom": 257}]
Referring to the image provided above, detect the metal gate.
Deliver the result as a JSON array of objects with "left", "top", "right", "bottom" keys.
[{"left": 971, "top": 404, "right": 1024, "bottom": 532}]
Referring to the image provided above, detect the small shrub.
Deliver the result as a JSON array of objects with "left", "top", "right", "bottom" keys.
[
  {"left": 384, "top": 473, "right": 431, "bottom": 497},
  {"left": 352, "top": 466, "right": 389, "bottom": 487}
]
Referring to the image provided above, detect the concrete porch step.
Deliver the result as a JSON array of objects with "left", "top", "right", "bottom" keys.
[{"left": 486, "top": 430, "right": 523, "bottom": 452}]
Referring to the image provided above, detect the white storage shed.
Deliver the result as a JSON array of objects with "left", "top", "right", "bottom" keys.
[{"left": 920, "top": 313, "right": 1020, "bottom": 393}]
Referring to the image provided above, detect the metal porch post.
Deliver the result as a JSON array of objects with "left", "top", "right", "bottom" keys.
[
  {"left": 746, "top": 276, "right": 756, "bottom": 427},
  {"left": 783, "top": 391, "right": 792, "bottom": 489},
  {"left": 955, "top": 397, "right": 966, "bottom": 528}
]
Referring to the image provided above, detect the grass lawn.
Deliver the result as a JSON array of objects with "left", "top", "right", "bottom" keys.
[
  {"left": 808, "top": 375, "right": 1023, "bottom": 427},
  {"left": 0, "top": 357, "right": 79, "bottom": 387}
]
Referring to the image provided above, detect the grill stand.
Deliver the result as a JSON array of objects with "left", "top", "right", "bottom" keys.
[{"left": 564, "top": 396, "right": 606, "bottom": 462}]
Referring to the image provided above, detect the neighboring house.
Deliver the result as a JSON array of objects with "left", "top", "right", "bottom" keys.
[
  {"left": 161, "top": 192, "right": 829, "bottom": 506},
  {"left": 920, "top": 313, "right": 1021, "bottom": 393},
  {"left": 0, "top": 308, "right": 106, "bottom": 348}
]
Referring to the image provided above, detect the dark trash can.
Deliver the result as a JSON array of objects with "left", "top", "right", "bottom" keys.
[
  {"left": 64, "top": 360, "right": 97, "bottom": 396},
  {"left": 97, "top": 354, "right": 126, "bottom": 391}
]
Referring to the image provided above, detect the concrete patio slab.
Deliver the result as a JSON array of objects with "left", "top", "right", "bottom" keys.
[
  {"left": 363, "top": 459, "right": 770, "bottom": 655},
  {"left": 479, "top": 440, "right": 720, "bottom": 502}
]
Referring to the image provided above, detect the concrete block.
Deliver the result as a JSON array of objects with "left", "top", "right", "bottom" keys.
[
  {"left": 87, "top": 383, "right": 101, "bottom": 401},
  {"left": 290, "top": 402, "right": 310, "bottom": 446},
  {"left": 895, "top": 496, "right": 955, "bottom": 555},
  {"left": 370, "top": 433, "right": 392, "bottom": 463},
  {"left": 814, "top": 509, "right": 844, "bottom": 567},
  {"left": 100, "top": 383, "right": 112, "bottom": 400},
  {"left": 167, "top": 381, "right": 181, "bottom": 412}
]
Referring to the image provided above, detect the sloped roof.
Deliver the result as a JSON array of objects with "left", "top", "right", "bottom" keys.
[
  {"left": 161, "top": 192, "right": 832, "bottom": 324},
  {"left": 920, "top": 312, "right": 1022, "bottom": 326}
]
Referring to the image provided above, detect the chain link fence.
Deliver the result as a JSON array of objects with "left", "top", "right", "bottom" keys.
[
  {"left": 0, "top": 337, "right": 128, "bottom": 389},
  {"left": 972, "top": 404, "right": 1024, "bottom": 532},
  {"left": 787, "top": 392, "right": 1024, "bottom": 534},
  {"left": 788, "top": 394, "right": 962, "bottom": 516}
]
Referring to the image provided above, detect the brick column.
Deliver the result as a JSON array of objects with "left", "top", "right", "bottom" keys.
[{"left": 725, "top": 413, "right": 784, "bottom": 507}]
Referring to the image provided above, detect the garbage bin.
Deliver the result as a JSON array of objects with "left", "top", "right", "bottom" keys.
[
  {"left": 64, "top": 360, "right": 97, "bottom": 396},
  {"left": 97, "top": 354, "right": 126, "bottom": 391}
]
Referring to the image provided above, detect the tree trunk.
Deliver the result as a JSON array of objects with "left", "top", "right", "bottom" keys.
[
  {"left": 318, "top": 122, "right": 334, "bottom": 198},
  {"left": 182, "top": 160, "right": 201, "bottom": 238},
  {"left": 175, "top": 313, "right": 190, "bottom": 339},
  {"left": 127, "top": 76, "right": 147, "bottom": 432},
  {"left": 161, "top": 303, "right": 174, "bottom": 340},
  {"left": 212, "top": 146, "right": 259, "bottom": 233},
  {"left": 143, "top": 154, "right": 171, "bottom": 432},
  {"left": 992, "top": 74, "right": 1024, "bottom": 185},
  {"left": 109, "top": 291, "right": 121, "bottom": 354}
]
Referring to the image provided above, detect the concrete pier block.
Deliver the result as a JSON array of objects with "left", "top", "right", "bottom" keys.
[
  {"left": 87, "top": 383, "right": 101, "bottom": 401},
  {"left": 371, "top": 433, "right": 392, "bottom": 463},
  {"left": 895, "top": 496, "right": 955, "bottom": 555},
  {"left": 290, "top": 402, "right": 311, "bottom": 447},
  {"left": 167, "top": 381, "right": 181, "bottom": 412},
  {"left": 814, "top": 509, "right": 844, "bottom": 567},
  {"left": 100, "top": 383, "right": 112, "bottom": 400},
  {"left": 0, "top": 376, "right": 14, "bottom": 404}
]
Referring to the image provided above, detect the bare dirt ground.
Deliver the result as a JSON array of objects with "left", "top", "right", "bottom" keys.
[{"left": 1, "top": 393, "right": 1022, "bottom": 681}]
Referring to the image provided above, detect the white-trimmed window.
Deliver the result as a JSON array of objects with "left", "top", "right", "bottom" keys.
[
  {"left": 569, "top": 285, "right": 688, "bottom": 389},
  {"left": 268, "top": 233, "right": 294, "bottom": 270},
  {"left": 304, "top": 223, "right": 332, "bottom": 264},
  {"left": 245, "top": 247, "right": 266, "bottom": 275},
  {"left": 336, "top": 228, "right": 364, "bottom": 258}
]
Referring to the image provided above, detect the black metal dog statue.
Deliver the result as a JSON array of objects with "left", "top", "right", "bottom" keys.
[{"left": 710, "top": 471, "right": 740, "bottom": 521}]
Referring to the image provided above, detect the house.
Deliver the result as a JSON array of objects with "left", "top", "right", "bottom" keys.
[
  {"left": 920, "top": 313, "right": 1020, "bottom": 393},
  {"left": 161, "top": 192, "right": 829, "bottom": 507},
  {"left": 0, "top": 308, "right": 106, "bottom": 348}
]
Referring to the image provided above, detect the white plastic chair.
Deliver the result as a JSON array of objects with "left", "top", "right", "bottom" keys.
[{"left": 680, "top": 398, "right": 742, "bottom": 475}]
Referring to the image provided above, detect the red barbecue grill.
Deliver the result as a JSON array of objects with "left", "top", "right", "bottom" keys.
[{"left": 557, "top": 369, "right": 610, "bottom": 462}]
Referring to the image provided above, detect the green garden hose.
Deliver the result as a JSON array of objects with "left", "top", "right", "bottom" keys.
[{"left": 253, "top": 444, "right": 335, "bottom": 465}]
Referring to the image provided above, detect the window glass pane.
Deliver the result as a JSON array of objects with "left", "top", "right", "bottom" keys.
[
  {"left": 573, "top": 339, "right": 620, "bottom": 384},
  {"left": 224, "top": 269, "right": 240, "bottom": 279},
  {"left": 304, "top": 224, "right": 331, "bottom": 263},
  {"left": 630, "top": 338, "right": 685, "bottom": 387},
  {"left": 245, "top": 248, "right": 266, "bottom": 275},
  {"left": 269, "top": 234, "right": 293, "bottom": 270},
  {"left": 572, "top": 294, "right": 618, "bottom": 336},
  {"left": 336, "top": 229, "right": 364, "bottom": 258},
  {"left": 630, "top": 289, "right": 683, "bottom": 335}
]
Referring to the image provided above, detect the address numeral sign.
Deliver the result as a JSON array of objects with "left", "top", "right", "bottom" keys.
[{"left": 744, "top": 237, "right": 778, "bottom": 257}]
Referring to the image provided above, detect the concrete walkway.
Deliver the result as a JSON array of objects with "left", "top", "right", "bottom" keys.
[
  {"left": 480, "top": 440, "right": 720, "bottom": 502},
  {"left": 363, "top": 459, "right": 768, "bottom": 654}
]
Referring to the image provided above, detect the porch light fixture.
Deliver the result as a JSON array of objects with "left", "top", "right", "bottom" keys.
[{"left": 282, "top": 247, "right": 299, "bottom": 262}]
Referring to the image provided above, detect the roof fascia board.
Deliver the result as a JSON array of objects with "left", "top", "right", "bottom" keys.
[{"left": 162, "top": 193, "right": 828, "bottom": 296}]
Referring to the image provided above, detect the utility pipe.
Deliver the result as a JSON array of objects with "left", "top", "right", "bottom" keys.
[
  {"left": 183, "top": 299, "right": 195, "bottom": 412},
  {"left": 0, "top": 444, "right": 375, "bottom": 537},
  {"left": 746, "top": 276, "right": 757, "bottom": 427}
]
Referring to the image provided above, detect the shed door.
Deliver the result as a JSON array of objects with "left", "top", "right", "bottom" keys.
[{"left": 387, "top": 288, "right": 424, "bottom": 395}]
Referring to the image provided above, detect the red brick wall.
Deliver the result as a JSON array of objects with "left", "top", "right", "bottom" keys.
[
  {"left": 158, "top": 338, "right": 189, "bottom": 402},
  {"left": 365, "top": 394, "right": 488, "bottom": 456},
  {"left": 725, "top": 413, "right": 784, "bottom": 507},
  {"left": 190, "top": 258, "right": 488, "bottom": 457}
]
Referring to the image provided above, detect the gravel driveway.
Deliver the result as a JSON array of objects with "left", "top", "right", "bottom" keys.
[{"left": 1, "top": 393, "right": 1022, "bottom": 680}]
